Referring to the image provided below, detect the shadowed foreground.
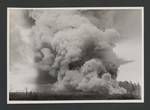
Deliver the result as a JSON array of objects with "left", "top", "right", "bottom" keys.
[{"left": 9, "top": 92, "right": 140, "bottom": 100}]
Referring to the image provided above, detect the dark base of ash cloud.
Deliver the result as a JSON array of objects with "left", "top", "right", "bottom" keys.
[
  {"left": 10, "top": 9, "right": 141, "bottom": 99},
  {"left": 9, "top": 81, "right": 141, "bottom": 100}
]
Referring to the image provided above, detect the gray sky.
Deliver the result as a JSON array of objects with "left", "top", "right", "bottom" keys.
[{"left": 113, "top": 10, "right": 143, "bottom": 84}]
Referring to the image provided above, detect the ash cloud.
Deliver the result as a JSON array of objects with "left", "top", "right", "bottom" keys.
[{"left": 26, "top": 10, "right": 127, "bottom": 95}]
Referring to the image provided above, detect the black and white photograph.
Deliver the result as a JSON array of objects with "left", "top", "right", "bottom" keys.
[{"left": 7, "top": 7, "right": 144, "bottom": 103}]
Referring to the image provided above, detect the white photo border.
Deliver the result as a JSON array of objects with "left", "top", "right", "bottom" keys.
[{"left": 7, "top": 7, "right": 144, "bottom": 104}]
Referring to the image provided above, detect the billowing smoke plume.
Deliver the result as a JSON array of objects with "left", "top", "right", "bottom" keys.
[{"left": 27, "top": 10, "right": 127, "bottom": 95}]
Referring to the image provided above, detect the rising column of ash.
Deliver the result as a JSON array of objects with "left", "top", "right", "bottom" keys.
[{"left": 28, "top": 10, "right": 127, "bottom": 95}]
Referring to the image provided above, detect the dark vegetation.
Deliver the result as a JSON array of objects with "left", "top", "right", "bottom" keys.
[{"left": 9, "top": 81, "right": 141, "bottom": 100}]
